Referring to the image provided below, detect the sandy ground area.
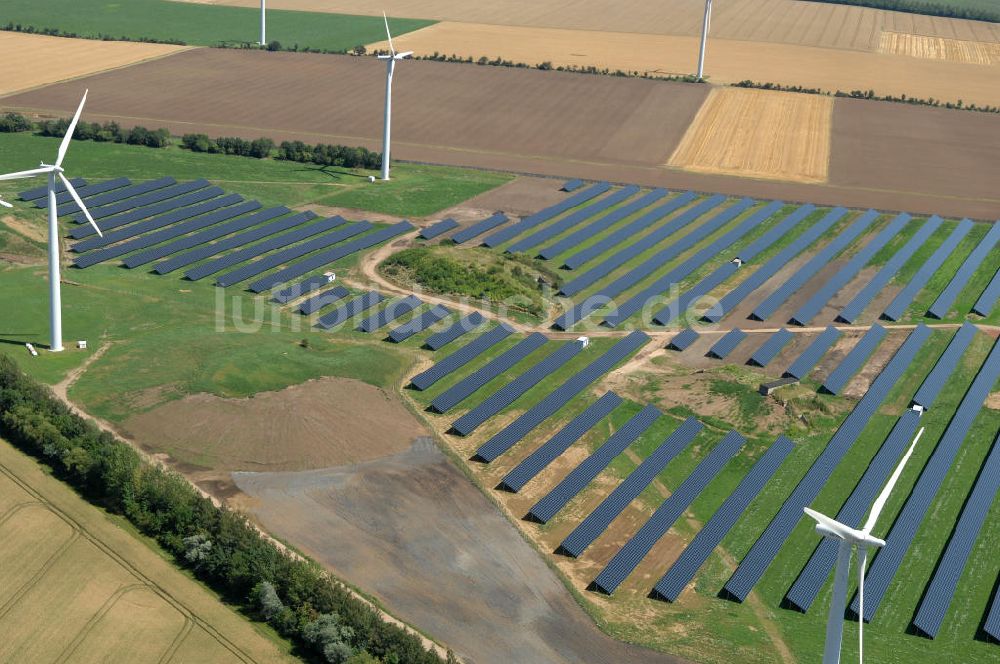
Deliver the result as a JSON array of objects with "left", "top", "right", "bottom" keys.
[
  {"left": 878, "top": 31, "right": 1000, "bottom": 65},
  {"left": 232, "top": 439, "right": 685, "bottom": 664},
  {"left": 121, "top": 376, "right": 427, "bottom": 471},
  {"left": 0, "top": 32, "right": 188, "bottom": 98}
]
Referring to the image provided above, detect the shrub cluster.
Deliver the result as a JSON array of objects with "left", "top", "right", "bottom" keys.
[
  {"left": 38, "top": 118, "right": 172, "bottom": 147},
  {"left": 2, "top": 22, "right": 186, "bottom": 44},
  {"left": 181, "top": 133, "right": 275, "bottom": 158},
  {"left": 276, "top": 141, "right": 382, "bottom": 170},
  {"left": 798, "top": 0, "right": 998, "bottom": 23},
  {"left": 0, "top": 112, "right": 32, "bottom": 133},
  {"left": 0, "top": 354, "right": 445, "bottom": 664},
  {"left": 734, "top": 80, "right": 1000, "bottom": 114}
]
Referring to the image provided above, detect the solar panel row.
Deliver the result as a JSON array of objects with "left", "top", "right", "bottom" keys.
[
  {"left": 41, "top": 177, "right": 130, "bottom": 208},
  {"left": 527, "top": 404, "right": 661, "bottom": 524},
  {"left": 723, "top": 324, "right": 931, "bottom": 602},
  {"left": 475, "top": 331, "right": 650, "bottom": 461},
  {"left": 653, "top": 435, "right": 795, "bottom": 603},
  {"left": 59, "top": 176, "right": 175, "bottom": 217},
  {"left": 424, "top": 312, "right": 485, "bottom": 351},
  {"left": 451, "top": 340, "right": 586, "bottom": 436},
  {"left": 562, "top": 179, "right": 584, "bottom": 192},
  {"left": 506, "top": 185, "right": 640, "bottom": 255},
  {"left": 450, "top": 213, "right": 508, "bottom": 245},
  {"left": 882, "top": 219, "right": 974, "bottom": 321},
  {"left": 74, "top": 179, "right": 210, "bottom": 224},
  {"left": 748, "top": 328, "right": 793, "bottom": 367},
  {"left": 20, "top": 177, "right": 84, "bottom": 201},
  {"left": 560, "top": 191, "right": 697, "bottom": 270},
  {"left": 70, "top": 186, "right": 225, "bottom": 240},
  {"left": 821, "top": 324, "right": 887, "bottom": 395},
  {"left": 537, "top": 189, "right": 669, "bottom": 261},
  {"left": 411, "top": 323, "right": 514, "bottom": 390},
  {"left": 784, "top": 326, "right": 841, "bottom": 380},
  {"left": 297, "top": 285, "right": 350, "bottom": 315},
  {"left": 557, "top": 417, "right": 703, "bottom": 558},
  {"left": 707, "top": 329, "right": 748, "bottom": 359},
  {"left": 837, "top": 216, "right": 943, "bottom": 324},
  {"left": 751, "top": 209, "right": 880, "bottom": 321},
  {"left": 737, "top": 204, "right": 817, "bottom": 262},
  {"left": 273, "top": 275, "right": 334, "bottom": 304},
  {"left": 249, "top": 221, "right": 415, "bottom": 293},
  {"left": 853, "top": 332, "right": 1000, "bottom": 622},
  {"left": 668, "top": 328, "right": 699, "bottom": 351},
  {"left": 789, "top": 213, "right": 910, "bottom": 326},
  {"left": 973, "top": 266, "right": 1000, "bottom": 317},
  {"left": 357, "top": 295, "right": 422, "bottom": 333},
  {"left": 986, "top": 575, "right": 1000, "bottom": 642},
  {"left": 705, "top": 207, "right": 848, "bottom": 323},
  {"left": 593, "top": 430, "right": 746, "bottom": 595},
  {"left": 911, "top": 321, "right": 978, "bottom": 409},
  {"left": 388, "top": 304, "right": 451, "bottom": 342},
  {"left": 429, "top": 333, "right": 547, "bottom": 411},
  {"left": 419, "top": 218, "right": 458, "bottom": 240},
  {"left": 482, "top": 182, "right": 611, "bottom": 248},
  {"left": 927, "top": 222, "right": 1000, "bottom": 319},
  {"left": 315, "top": 291, "right": 385, "bottom": 329},
  {"left": 498, "top": 391, "right": 624, "bottom": 492}
]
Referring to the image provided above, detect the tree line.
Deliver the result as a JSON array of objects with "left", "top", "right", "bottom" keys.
[
  {"left": 0, "top": 111, "right": 174, "bottom": 147},
  {"left": 800, "top": 0, "right": 999, "bottom": 23},
  {"left": 0, "top": 354, "right": 447, "bottom": 664},
  {"left": 734, "top": 80, "right": 1000, "bottom": 114}
]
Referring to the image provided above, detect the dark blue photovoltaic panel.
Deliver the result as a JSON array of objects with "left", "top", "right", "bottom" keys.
[
  {"left": 752, "top": 209, "right": 880, "bottom": 321},
  {"left": 451, "top": 340, "right": 585, "bottom": 436},
  {"left": 784, "top": 326, "right": 840, "bottom": 380},
  {"left": 528, "top": 405, "right": 661, "bottom": 524},
  {"left": 419, "top": 218, "right": 458, "bottom": 239},
  {"left": 557, "top": 418, "right": 703, "bottom": 558},
  {"left": 784, "top": 409, "right": 921, "bottom": 612},
  {"left": 653, "top": 436, "right": 794, "bottom": 603},
  {"left": 388, "top": 304, "right": 451, "bottom": 342},
  {"left": 748, "top": 328, "right": 793, "bottom": 367},
  {"left": 19, "top": 177, "right": 85, "bottom": 202},
  {"left": 538, "top": 189, "right": 669, "bottom": 261},
  {"left": 357, "top": 295, "right": 422, "bottom": 333},
  {"left": 985, "top": 576, "right": 1000, "bottom": 642},
  {"left": 216, "top": 220, "right": 370, "bottom": 287},
  {"left": 506, "top": 186, "right": 640, "bottom": 255},
  {"left": 475, "top": 331, "right": 649, "bottom": 461},
  {"left": 70, "top": 186, "right": 226, "bottom": 240},
  {"left": 560, "top": 191, "right": 697, "bottom": 270},
  {"left": 705, "top": 207, "right": 847, "bottom": 324},
  {"left": 451, "top": 213, "right": 508, "bottom": 245},
  {"left": 837, "top": 216, "right": 943, "bottom": 324},
  {"left": 273, "top": 275, "right": 334, "bottom": 304},
  {"left": 927, "top": 222, "right": 1000, "bottom": 319},
  {"left": 593, "top": 430, "right": 746, "bottom": 594},
  {"left": 154, "top": 211, "right": 316, "bottom": 275},
  {"left": 73, "top": 179, "right": 210, "bottom": 223},
  {"left": 315, "top": 291, "right": 385, "bottom": 329},
  {"left": 185, "top": 217, "right": 346, "bottom": 281},
  {"left": 737, "top": 204, "right": 817, "bottom": 262},
  {"left": 429, "top": 333, "right": 548, "bottom": 411},
  {"left": 852, "top": 333, "right": 1000, "bottom": 623},
  {"left": 483, "top": 182, "right": 611, "bottom": 248},
  {"left": 913, "top": 429, "right": 1000, "bottom": 638},
  {"left": 912, "top": 321, "right": 977, "bottom": 409},
  {"left": 882, "top": 219, "right": 973, "bottom": 321},
  {"left": 707, "top": 329, "right": 748, "bottom": 359},
  {"left": 821, "top": 324, "right": 887, "bottom": 395},
  {"left": 57, "top": 176, "right": 174, "bottom": 216},
  {"left": 249, "top": 221, "right": 415, "bottom": 293},
  {"left": 723, "top": 325, "right": 931, "bottom": 602},
  {"left": 973, "top": 267, "right": 1000, "bottom": 317},
  {"left": 411, "top": 324, "right": 514, "bottom": 390},
  {"left": 424, "top": 312, "right": 485, "bottom": 350},
  {"left": 562, "top": 179, "right": 583, "bottom": 192},
  {"left": 40, "top": 177, "right": 130, "bottom": 208},
  {"left": 668, "top": 328, "right": 699, "bottom": 351},
  {"left": 498, "top": 392, "right": 624, "bottom": 492},
  {"left": 297, "top": 285, "right": 350, "bottom": 315},
  {"left": 789, "top": 213, "right": 909, "bottom": 326},
  {"left": 73, "top": 200, "right": 261, "bottom": 269}
]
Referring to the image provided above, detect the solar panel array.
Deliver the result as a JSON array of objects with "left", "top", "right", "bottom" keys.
[
  {"left": 723, "top": 325, "right": 931, "bottom": 602},
  {"left": 562, "top": 179, "right": 583, "bottom": 192},
  {"left": 748, "top": 328, "right": 793, "bottom": 367},
  {"left": 411, "top": 324, "right": 514, "bottom": 390},
  {"left": 60, "top": 176, "right": 176, "bottom": 217},
  {"left": 653, "top": 436, "right": 795, "bottom": 603},
  {"left": 911, "top": 321, "right": 978, "bottom": 409},
  {"left": 475, "top": 331, "right": 650, "bottom": 461},
  {"left": 527, "top": 404, "right": 661, "bottom": 524},
  {"left": 784, "top": 326, "right": 841, "bottom": 380},
  {"left": 912, "top": 429, "right": 1000, "bottom": 638},
  {"left": 482, "top": 182, "right": 611, "bottom": 248},
  {"left": 315, "top": 291, "right": 385, "bottom": 329},
  {"left": 986, "top": 577, "right": 1000, "bottom": 642},
  {"left": 76, "top": 179, "right": 210, "bottom": 225},
  {"left": 19, "top": 176, "right": 84, "bottom": 201},
  {"left": 297, "top": 285, "right": 351, "bottom": 315},
  {"left": 388, "top": 304, "right": 451, "bottom": 342},
  {"left": 498, "top": 391, "right": 623, "bottom": 492},
  {"left": 450, "top": 213, "right": 508, "bottom": 245},
  {"left": 927, "top": 222, "right": 1000, "bottom": 319},
  {"left": 419, "top": 218, "right": 458, "bottom": 240},
  {"left": 708, "top": 329, "right": 748, "bottom": 359},
  {"left": 357, "top": 295, "right": 422, "bottom": 333},
  {"left": 837, "top": 216, "right": 943, "bottom": 324},
  {"left": 973, "top": 266, "right": 1000, "bottom": 317},
  {"left": 557, "top": 418, "right": 703, "bottom": 558},
  {"left": 424, "top": 312, "right": 484, "bottom": 350},
  {"left": 821, "top": 324, "right": 887, "bottom": 395},
  {"left": 668, "top": 328, "right": 699, "bottom": 351},
  {"left": 852, "top": 333, "right": 1000, "bottom": 622},
  {"left": 42, "top": 177, "right": 130, "bottom": 208},
  {"left": 273, "top": 274, "right": 334, "bottom": 304},
  {"left": 593, "top": 430, "right": 746, "bottom": 595}
]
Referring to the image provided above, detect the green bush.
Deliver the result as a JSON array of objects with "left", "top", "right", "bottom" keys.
[
  {"left": 0, "top": 112, "right": 32, "bottom": 133},
  {"left": 276, "top": 140, "right": 381, "bottom": 170}
]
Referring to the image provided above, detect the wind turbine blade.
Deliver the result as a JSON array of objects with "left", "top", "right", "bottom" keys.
[
  {"left": 397, "top": 50, "right": 414, "bottom": 59},
  {"left": 804, "top": 507, "right": 855, "bottom": 540},
  {"left": 0, "top": 198, "right": 12, "bottom": 208},
  {"left": 383, "top": 11, "right": 396, "bottom": 56},
  {"left": 59, "top": 172, "right": 102, "bottom": 238},
  {"left": 863, "top": 426, "right": 924, "bottom": 533},
  {"left": 0, "top": 166, "right": 54, "bottom": 181},
  {"left": 857, "top": 546, "right": 868, "bottom": 662},
  {"left": 57, "top": 89, "right": 89, "bottom": 167}
]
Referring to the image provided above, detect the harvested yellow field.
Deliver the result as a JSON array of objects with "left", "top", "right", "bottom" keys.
[
  {"left": 669, "top": 87, "right": 833, "bottom": 183},
  {"left": 0, "top": 32, "right": 188, "bottom": 98},
  {"left": 878, "top": 31, "right": 1000, "bottom": 65},
  {"left": 0, "top": 438, "right": 294, "bottom": 664}
]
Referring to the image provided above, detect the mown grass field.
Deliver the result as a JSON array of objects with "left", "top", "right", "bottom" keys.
[{"left": 2, "top": 0, "right": 434, "bottom": 51}]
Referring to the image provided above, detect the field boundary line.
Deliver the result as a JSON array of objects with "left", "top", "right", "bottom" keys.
[
  {"left": 160, "top": 616, "right": 196, "bottom": 664},
  {"left": 54, "top": 582, "right": 148, "bottom": 664}
]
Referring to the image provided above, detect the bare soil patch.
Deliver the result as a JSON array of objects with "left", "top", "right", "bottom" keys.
[
  {"left": 443, "top": 175, "right": 569, "bottom": 219},
  {"left": 1, "top": 215, "right": 46, "bottom": 243},
  {"left": 121, "top": 376, "right": 427, "bottom": 471}
]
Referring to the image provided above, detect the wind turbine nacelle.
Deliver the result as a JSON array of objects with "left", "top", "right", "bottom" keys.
[{"left": 815, "top": 523, "right": 846, "bottom": 541}]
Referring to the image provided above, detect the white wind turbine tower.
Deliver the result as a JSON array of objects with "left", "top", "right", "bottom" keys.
[
  {"left": 378, "top": 11, "right": 413, "bottom": 181},
  {"left": 259, "top": 0, "right": 266, "bottom": 45},
  {"left": 804, "top": 426, "right": 925, "bottom": 664},
  {"left": 0, "top": 90, "right": 104, "bottom": 352},
  {"left": 697, "top": 0, "right": 713, "bottom": 80}
]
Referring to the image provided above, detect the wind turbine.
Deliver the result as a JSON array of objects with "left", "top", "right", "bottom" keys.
[
  {"left": 259, "top": 0, "right": 266, "bottom": 46},
  {"left": 804, "top": 426, "right": 925, "bottom": 664},
  {"left": 0, "top": 196, "right": 12, "bottom": 208},
  {"left": 697, "top": 0, "right": 713, "bottom": 80},
  {"left": 0, "top": 89, "right": 103, "bottom": 352},
  {"left": 378, "top": 11, "right": 412, "bottom": 181}
]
